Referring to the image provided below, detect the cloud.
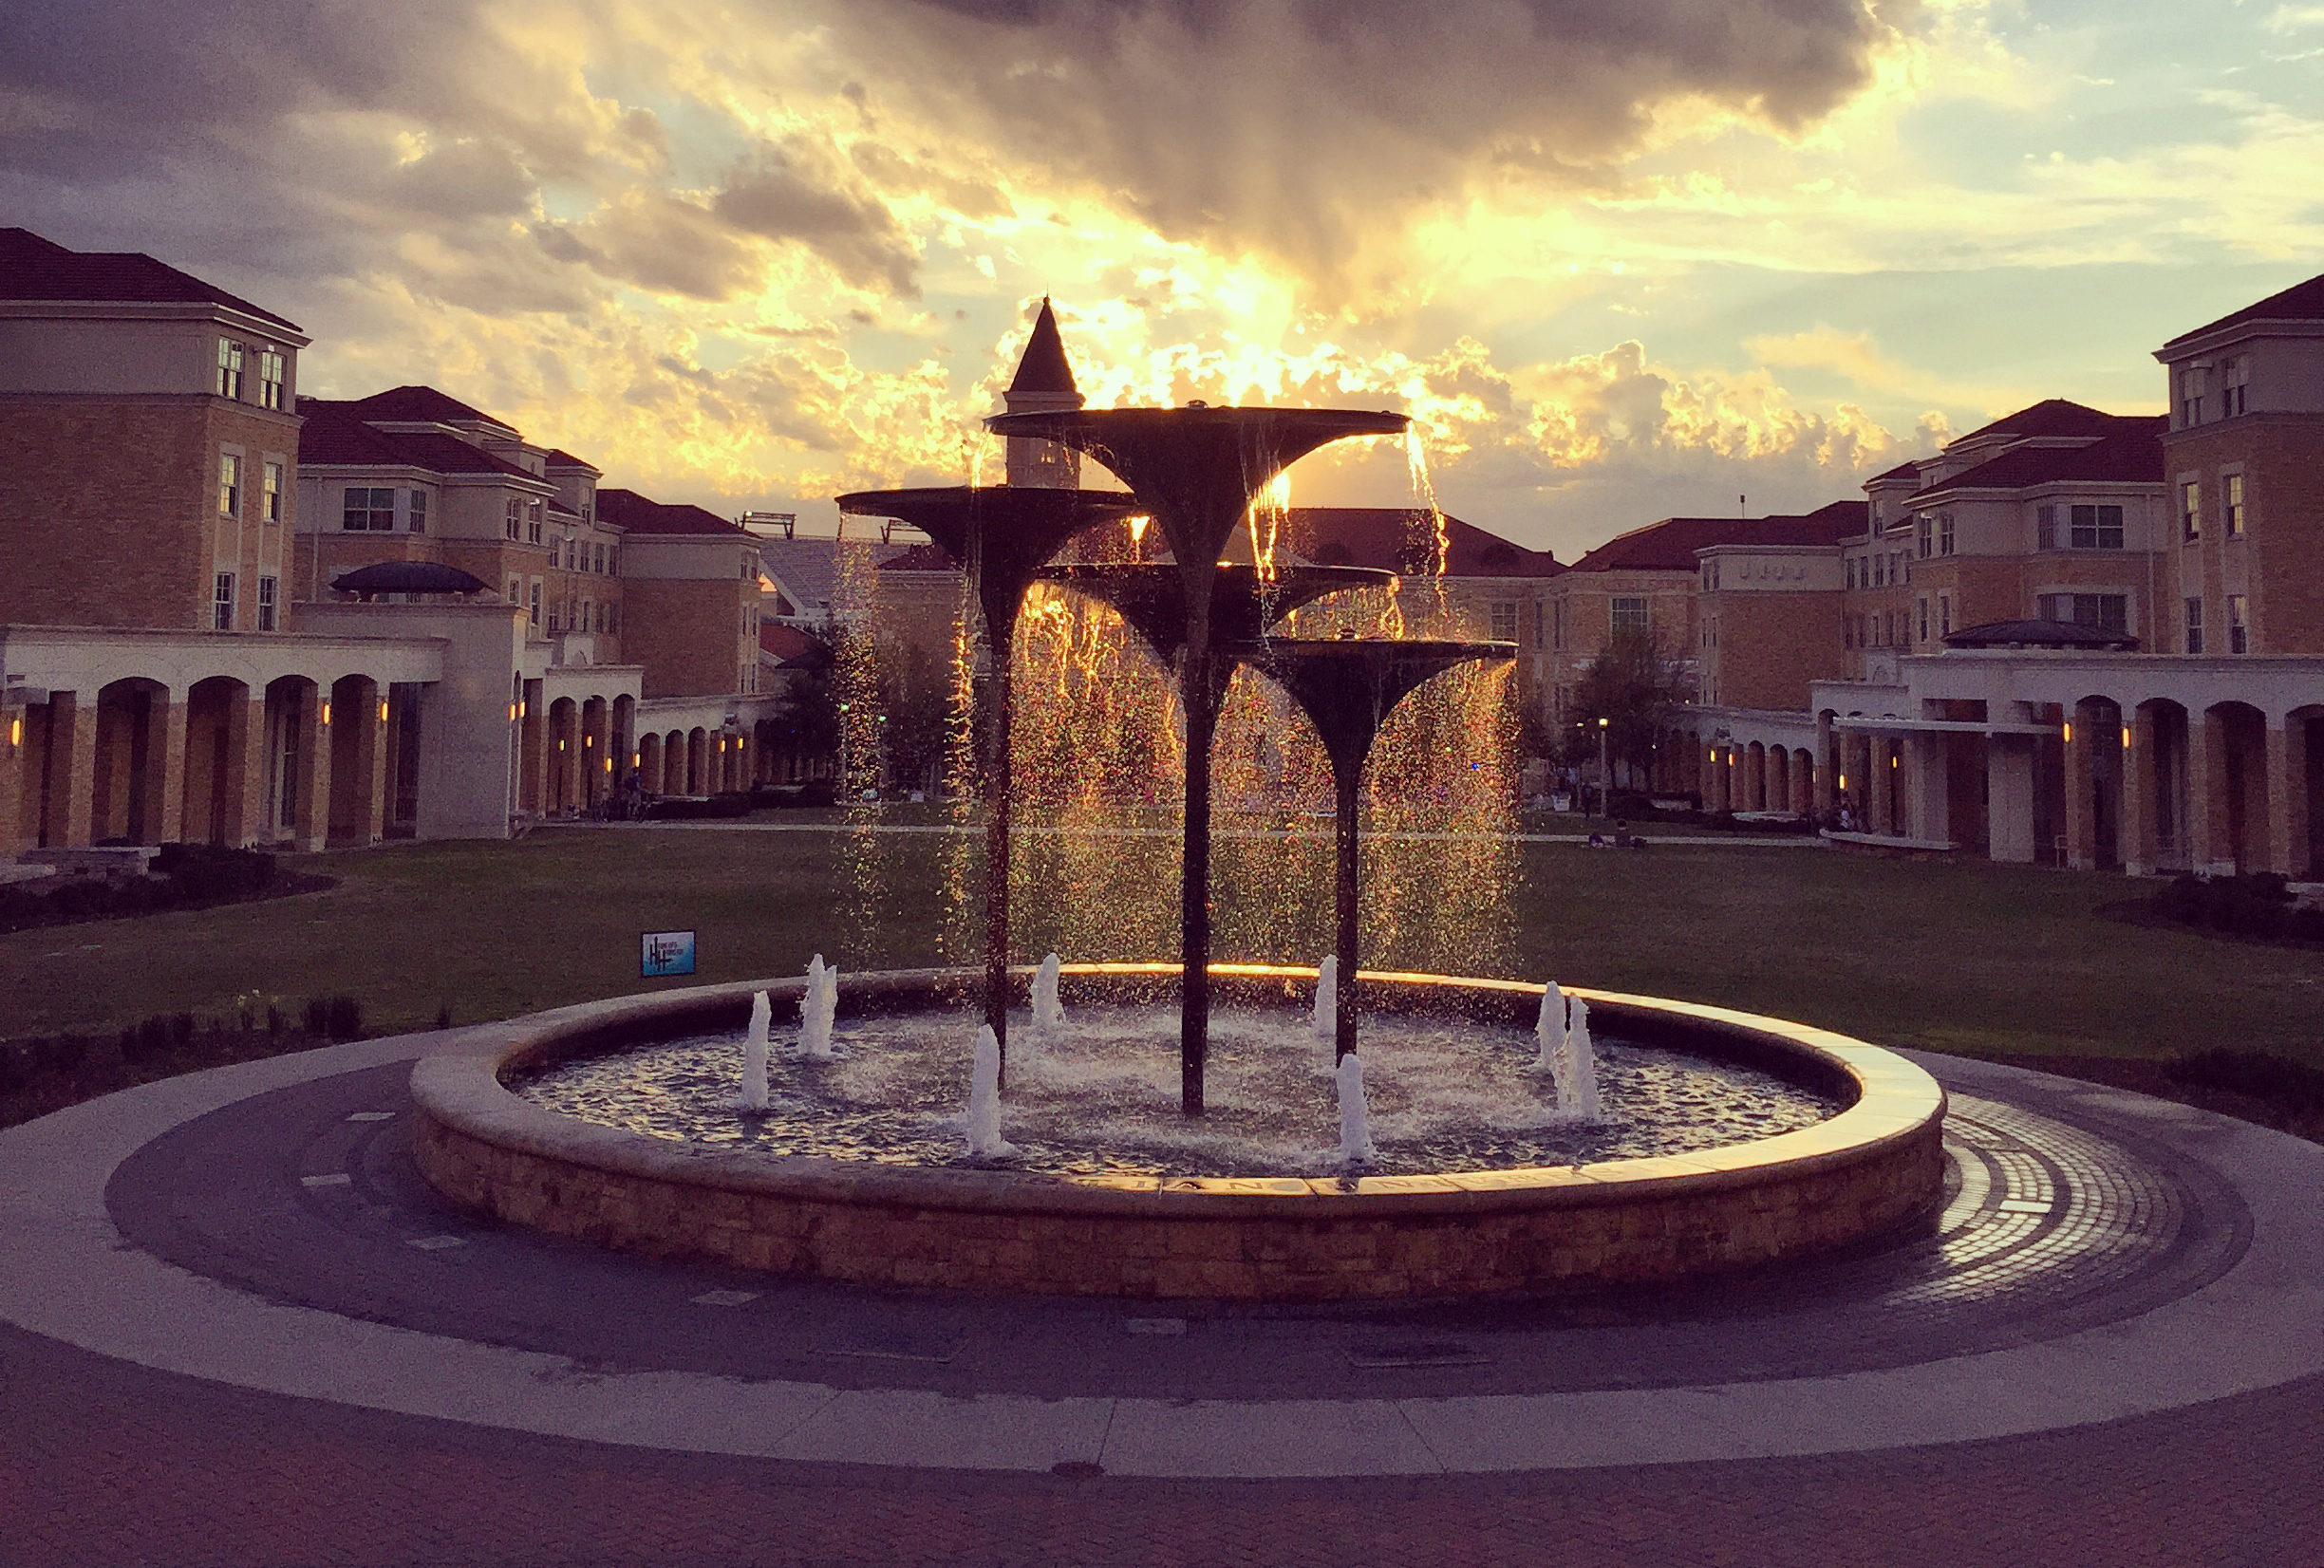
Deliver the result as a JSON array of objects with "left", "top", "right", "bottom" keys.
[{"left": 714, "top": 140, "right": 921, "bottom": 296}]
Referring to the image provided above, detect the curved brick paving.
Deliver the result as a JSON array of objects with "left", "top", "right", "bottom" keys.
[{"left": 3, "top": 1036, "right": 2320, "bottom": 1565}]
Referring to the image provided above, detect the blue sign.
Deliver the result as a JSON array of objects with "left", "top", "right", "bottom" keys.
[{"left": 641, "top": 930, "right": 697, "bottom": 978}]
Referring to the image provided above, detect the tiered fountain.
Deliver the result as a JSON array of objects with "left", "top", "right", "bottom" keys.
[{"left": 407, "top": 306, "right": 1948, "bottom": 1301}]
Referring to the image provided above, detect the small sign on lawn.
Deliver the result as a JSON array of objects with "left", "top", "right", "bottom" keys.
[{"left": 642, "top": 929, "right": 697, "bottom": 978}]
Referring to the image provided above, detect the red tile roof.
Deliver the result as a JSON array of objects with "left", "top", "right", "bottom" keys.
[
  {"left": 341, "top": 384, "right": 516, "bottom": 432},
  {"left": 759, "top": 622, "right": 832, "bottom": 667},
  {"left": 595, "top": 488, "right": 750, "bottom": 537},
  {"left": 1947, "top": 399, "right": 2127, "bottom": 446},
  {"left": 1568, "top": 501, "right": 1866, "bottom": 572},
  {"left": 297, "top": 401, "right": 542, "bottom": 479},
  {"left": 1909, "top": 417, "right": 2165, "bottom": 500},
  {"left": 0, "top": 227, "right": 301, "bottom": 332},
  {"left": 2163, "top": 271, "right": 2324, "bottom": 349},
  {"left": 1291, "top": 507, "right": 1563, "bottom": 578}
]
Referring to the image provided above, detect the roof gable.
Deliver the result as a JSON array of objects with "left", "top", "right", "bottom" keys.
[
  {"left": 595, "top": 488, "right": 749, "bottom": 537},
  {"left": 2163, "top": 271, "right": 2324, "bottom": 350},
  {"left": 1910, "top": 417, "right": 2165, "bottom": 500},
  {"left": 342, "top": 384, "right": 515, "bottom": 434},
  {"left": 0, "top": 226, "right": 301, "bottom": 333}
]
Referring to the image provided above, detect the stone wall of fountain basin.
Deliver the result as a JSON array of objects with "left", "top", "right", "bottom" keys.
[{"left": 408, "top": 966, "right": 1947, "bottom": 1301}]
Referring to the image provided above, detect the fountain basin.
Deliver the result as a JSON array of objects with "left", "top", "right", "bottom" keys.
[{"left": 410, "top": 966, "right": 1946, "bottom": 1301}]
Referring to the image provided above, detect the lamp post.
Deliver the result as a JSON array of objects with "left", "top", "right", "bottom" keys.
[{"left": 1597, "top": 716, "right": 1611, "bottom": 817}]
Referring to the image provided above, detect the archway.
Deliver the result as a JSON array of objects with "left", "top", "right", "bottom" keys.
[
  {"left": 327, "top": 674, "right": 384, "bottom": 848},
  {"left": 183, "top": 677, "right": 253, "bottom": 846},
  {"left": 91, "top": 678, "right": 172, "bottom": 844}
]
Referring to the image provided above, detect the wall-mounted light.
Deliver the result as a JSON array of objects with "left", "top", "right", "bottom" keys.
[
  {"left": 1838, "top": 773, "right": 1848, "bottom": 790},
  {"left": 1890, "top": 754, "right": 1900, "bottom": 768},
  {"left": 631, "top": 752, "right": 641, "bottom": 767},
  {"left": 2061, "top": 720, "right": 2073, "bottom": 743},
  {"left": 604, "top": 757, "right": 613, "bottom": 774},
  {"left": 7, "top": 717, "right": 19, "bottom": 748},
  {"left": 319, "top": 700, "right": 331, "bottom": 726},
  {"left": 378, "top": 699, "right": 388, "bottom": 724},
  {"left": 509, "top": 703, "right": 519, "bottom": 722},
  {"left": 2122, "top": 725, "right": 2133, "bottom": 750}
]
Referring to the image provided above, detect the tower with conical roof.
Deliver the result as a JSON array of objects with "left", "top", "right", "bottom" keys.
[{"left": 1002, "top": 297, "right": 1083, "bottom": 489}]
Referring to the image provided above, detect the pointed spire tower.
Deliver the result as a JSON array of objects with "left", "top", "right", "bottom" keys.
[{"left": 1003, "top": 297, "right": 1084, "bottom": 489}]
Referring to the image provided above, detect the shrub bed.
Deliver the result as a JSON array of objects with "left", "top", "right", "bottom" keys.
[
  {"left": 2154, "top": 871, "right": 2324, "bottom": 943},
  {"left": 0, "top": 845, "right": 328, "bottom": 937}
]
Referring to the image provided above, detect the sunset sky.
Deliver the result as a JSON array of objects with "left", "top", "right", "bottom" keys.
[{"left": 7, "top": 0, "right": 2319, "bottom": 558}]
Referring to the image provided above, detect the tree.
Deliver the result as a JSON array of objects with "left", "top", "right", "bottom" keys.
[{"left": 1564, "top": 627, "right": 1686, "bottom": 780}]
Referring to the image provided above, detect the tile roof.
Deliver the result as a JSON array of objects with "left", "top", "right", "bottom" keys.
[
  {"left": 1006, "top": 298, "right": 1078, "bottom": 397},
  {"left": 0, "top": 226, "right": 302, "bottom": 332},
  {"left": 759, "top": 622, "right": 833, "bottom": 667},
  {"left": 341, "top": 384, "right": 516, "bottom": 432},
  {"left": 1291, "top": 507, "right": 1564, "bottom": 578},
  {"left": 297, "top": 401, "right": 542, "bottom": 479},
  {"left": 1947, "top": 399, "right": 2127, "bottom": 446},
  {"left": 595, "top": 488, "right": 750, "bottom": 537},
  {"left": 2163, "top": 271, "right": 2324, "bottom": 349},
  {"left": 1568, "top": 500, "right": 1866, "bottom": 572},
  {"left": 1909, "top": 417, "right": 2165, "bottom": 500}
]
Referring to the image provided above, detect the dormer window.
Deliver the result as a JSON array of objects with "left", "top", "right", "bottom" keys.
[
  {"left": 257, "top": 349, "right": 285, "bottom": 409},
  {"left": 216, "top": 339, "right": 244, "bottom": 400}
]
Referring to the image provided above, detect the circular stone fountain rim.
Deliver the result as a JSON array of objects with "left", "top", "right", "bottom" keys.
[{"left": 408, "top": 965, "right": 1944, "bottom": 1218}]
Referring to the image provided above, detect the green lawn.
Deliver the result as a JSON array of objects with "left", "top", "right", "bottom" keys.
[{"left": 2, "top": 824, "right": 2317, "bottom": 1067}]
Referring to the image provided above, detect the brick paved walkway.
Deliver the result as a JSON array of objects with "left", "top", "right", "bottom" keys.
[{"left": 5, "top": 1319, "right": 2317, "bottom": 1567}]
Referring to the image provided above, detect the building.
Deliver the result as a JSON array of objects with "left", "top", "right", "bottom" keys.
[
  {"left": 1, "top": 228, "right": 795, "bottom": 865},
  {"left": 1657, "top": 272, "right": 2324, "bottom": 879}
]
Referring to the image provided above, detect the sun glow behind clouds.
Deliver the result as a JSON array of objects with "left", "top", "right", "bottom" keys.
[{"left": 11, "top": 0, "right": 2317, "bottom": 554}]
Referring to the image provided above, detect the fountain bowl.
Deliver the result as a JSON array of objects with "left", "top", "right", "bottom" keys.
[{"left": 410, "top": 966, "right": 1945, "bottom": 1302}]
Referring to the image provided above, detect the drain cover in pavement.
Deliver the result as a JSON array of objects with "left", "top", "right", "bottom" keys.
[
  {"left": 1345, "top": 1340, "right": 1489, "bottom": 1369},
  {"left": 817, "top": 1329, "right": 965, "bottom": 1364}
]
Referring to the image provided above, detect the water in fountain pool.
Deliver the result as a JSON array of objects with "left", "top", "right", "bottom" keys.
[{"left": 513, "top": 1004, "right": 1845, "bottom": 1179}]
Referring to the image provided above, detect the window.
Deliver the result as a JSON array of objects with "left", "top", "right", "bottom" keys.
[
  {"left": 1915, "top": 514, "right": 1932, "bottom": 559},
  {"left": 2036, "top": 504, "right": 2057, "bottom": 551},
  {"left": 2222, "top": 356, "right": 2248, "bottom": 418},
  {"left": 607, "top": 548, "right": 618, "bottom": 576},
  {"left": 342, "top": 486, "right": 394, "bottom": 532},
  {"left": 216, "top": 339, "right": 243, "bottom": 399},
  {"left": 546, "top": 604, "right": 559, "bottom": 634},
  {"left": 1490, "top": 602, "right": 1519, "bottom": 642},
  {"left": 2225, "top": 474, "right": 2245, "bottom": 537},
  {"left": 1939, "top": 513, "right": 1955, "bottom": 556},
  {"left": 580, "top": 599, "right": 592, "bottom": 634},
  {"left": 1918, "top": 598, "right": 1929, "bottom": 644},
  {"left": 1843, "top": 615, "right": 1854, "bottom": 650},
  {"left": 594, "top": 543, "right": 608, "bottom": 575},
  {"left": 262, "top": 461, "right": 283, "bottom": 523},
  {"left": 741, "top": 553, "right": 757, "bottom": 581},
  {"left": 1871, "top": 555, "right": 1884, "bottom": 588},
  {"left": 2182, "top": 481, "right": 2202, "bottom": 542},
  {"left": 256, "top": 575, "right": 277, "bottom": 632},
  {"left": 2038, "top": 593, "right": 2128, "bottom": 635},
  {"left": 527, "top": 508, "right": 543, "bottom": 545},
  {"left": 564, "top": 535, "right": 577, "bottom": 570},
  {"left": 407, "top": 489, "right": 427, "bottom": 533},
  {"left": 213, "top": 572, "right": 235, "bottom": 630},
  {"left": 505, "top": 577, "right": 520, "bottom": 606},
  {"left": 2180, "top": 366, "right": 2203, "bottom": 427},
  {"left": 217, "top": 453, "right": 242, "bottom": 516},
  {"left": 2228, "top": 594, "right": 2249, "bottom": 654},
  {"left": 609, "top": 602, "right": 620, "bottom": 634},
  {"left": 2070, "top": 504, "right": 2124, "bottom": 551},
  {"left": 529, "top": 579, "right": 542, "bottom": 626},
  {"left": 2184, "top": 597, "right": 2203, "bottom": 654},
  {"left": 1939, "top": 594, "right": 1953, "bottom": 638},
  {"left": 1610, "top": 596, "right": 1647, "bottom": 637},
  {"left": 505, "top": 498, "right": 522, "bottom": 541},
  {"left": 595, "top": 601, "right": 607, "bottom": 633},
  {"left": 257, "top": 349, "right": 285, "bottom": 410}
]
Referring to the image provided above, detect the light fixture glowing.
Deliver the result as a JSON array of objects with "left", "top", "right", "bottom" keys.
[
  {"left": 2122, "top": 725, "right": 2133, "bottom": 750},
  {"left": 2062, "top": 720, "right": 2073, "bottom": 743},
  {"left": 7, "top": 717, "right": 19, "bottom": 747},
  {"left": 509, "top": 703, "right": 519, "bottom": 722},
  {"left": 1838, "top": 773, "right": 1848, "bottom": 790},
  {"left": 378, "top": 699, "right": 388, "bottom": 723},
  {"left": 319, "top": 701, "right": 331, "bottom": 726}
]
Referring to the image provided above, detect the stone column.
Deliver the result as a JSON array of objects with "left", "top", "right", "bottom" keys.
[
  {"left": 365, "top": 690, "right": 391, "bottom": 843},
  {"left": 222, "top": 694, "right": 268, "bottom": 847},
  {"left": 44, "top": 693, "right": 96, "bottom": 849},
  {"left": 2269, "top": 716, "right": 2312, "bottom": 880},
  {"left": 0, "top": 708, "right": 28, "bottom": 860},
  {"left": 518, "top": 685, "right": 546, "bottom": 814},
  {"left": 1812, "top": 713, "right": 1834, "bottom": 819},
  {"left": 1869, "top": 736, "right": 1895, "bottom": 835},
  {"left": 1700, "top": 741, "right": 1718, "bottom": 809},
  {"left": 2188, "top": 707, "right": 2233, "bottom": 875},
  {"left": 2062, "top": 708, "right": 2098, "bottom": 871},
  {"left": 2121, "top": 707, "right": 2159, "bottom": 877},
  {"left": 290, "top": 688, "right": 333, "bottom": 853},
  {"left": 1986, "top": 736, "right": 2035, "bottom": 863},
  {"left": 1903, "top": 735, "right": 1946, "bottom": 845}
]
